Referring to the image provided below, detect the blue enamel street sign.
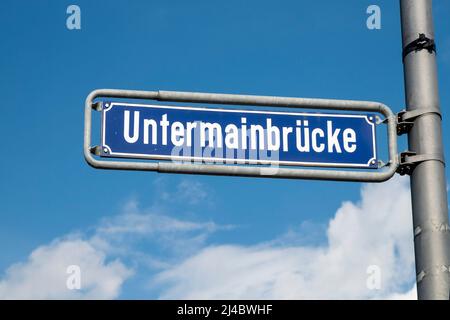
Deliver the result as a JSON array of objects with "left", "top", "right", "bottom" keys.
[{"left": 100, "top": 102, "right": 377, "bottom": 169}]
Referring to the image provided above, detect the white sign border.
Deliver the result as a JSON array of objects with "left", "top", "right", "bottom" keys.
[{"left": 101, "top": 102, "right": 378, "bottom": 169}]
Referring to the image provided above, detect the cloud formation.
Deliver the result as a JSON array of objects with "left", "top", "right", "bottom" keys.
[
  {"left": 0, "top": 179, "right": 223, "bottom": 299},
  {"left": 0, "top": 238, "right": 132, "bottom": 299},
  {"left": 0, "top": 177, "right": 417, "bottom": 299},
  {"left": 154, "top": 177, "right": 416, "bottom": 299}
]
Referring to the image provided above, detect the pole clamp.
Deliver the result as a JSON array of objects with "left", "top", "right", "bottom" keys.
[
  {"left": 396, "top": 109, "right": 442, "bottom": 135},
  {"left": 402, "top": 33, "right": 436, "bottom": 62},
  {"left": 397, "top": 151, "right": 446, "bottom": 176}
]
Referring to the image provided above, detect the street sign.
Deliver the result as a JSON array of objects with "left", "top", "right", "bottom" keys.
[
  {"left": 85, "top": 89, "right": 398, "bottom": 181},
  {"left": 100, "top": 102, "right": 377, "bottom": 168}
]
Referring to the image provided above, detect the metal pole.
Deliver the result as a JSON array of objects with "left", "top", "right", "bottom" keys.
[{"left": 400, "top": 0, "right": 450, "bottom": 299}]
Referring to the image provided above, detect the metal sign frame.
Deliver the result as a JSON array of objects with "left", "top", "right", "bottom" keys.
[
  {"left": 84, "top": 89, "right": 398, "bottom": 182},
  {"left": 101, "top": 102, "right": 379, "bottom": 169}
]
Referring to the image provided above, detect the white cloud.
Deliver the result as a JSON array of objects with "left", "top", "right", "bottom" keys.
[
  {"left": 0, "top": 238, "right": 132, "bottom": 299},
  {"left": 0, "top": 176, "right": 417, "bottom": 299},
  {"left": 154, "top": 177, "right": 416, "bottom": 299},
  {"left": 92, "top": 204, "right": 231, "bottom": 258},
  {"left": 151, "top": 177, "right": 212, "bottom": 206},
  {"left": 0, "top": 202, "right": 223, "bottom": 299},
  {"left": 176, "top": 179, "right": 210, "bottom": 205},
  {"left": 386, "top": 285, "right": 417, "bottom": 300},
  {"left": 97, "top": 212, "right": 219, "bottom": 236}
]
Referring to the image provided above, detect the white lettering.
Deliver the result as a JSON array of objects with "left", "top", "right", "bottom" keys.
[
  {"left": 327, "top": 121, "right": 342, "bottom": 153},
  {"left": 200, "top": 122, "right": 223, "bottom": 148},
  {"left": 171, "top": 121, "right": 185, "bottom": 146},
  {"left": 311, "top": 128, "right": 325, "bottom": 152},
  {"left": 296, "top": 120, "right": 310, "bottom": 152},
  {"left": 267, "top": 119, "right": 280, "bottom": 151},
  {"left": 250, "top": 124, "right": 264, "bottom": 150},
  {"left": 143, "top": 119, "right": 157, "bottom": 144},
  {"left": 186, "top": 122, "right": 197, "bottom": 147},
  {"left": 160, "top": 114, "right": 169, "bottom": 145},
  {"left": 282, "top": 127, "right": 293, "bottom": 152},
  {"left": 225, "top": 124, "right": 239, "bottom": 149},
  {"left": 343, "top": 128, "right": 357, "bottom": 153},
  {"left": 123, "top": 111, "right": 139, "bottom": 143}
]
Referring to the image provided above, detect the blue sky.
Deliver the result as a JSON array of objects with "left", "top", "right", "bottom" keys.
[{"left": 0, "top": 0, "right": 449, "bottom": 299}]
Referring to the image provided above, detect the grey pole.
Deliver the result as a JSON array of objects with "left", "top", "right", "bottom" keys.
[{"left": 400, "top": 0, "right": 450, "bottom": 299}]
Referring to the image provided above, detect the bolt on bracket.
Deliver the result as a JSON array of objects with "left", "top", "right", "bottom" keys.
[
  {"left": 397, "top": 151, "right": 446, "bottom": 176},
  {"left": 397, "top": 151, "right": 417, "bottom": 175},
  {"left": 396, "top": 109, "right": 442, "bottom": 136},
  {"left": 90, "top": 146, "right": 102, "bottom": 156},
  {"left": 397, "top": 110, "right": 414, "bottom": 135},
  {"left": 91, "top": 101, "right": 103, "bottom": 112}
]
